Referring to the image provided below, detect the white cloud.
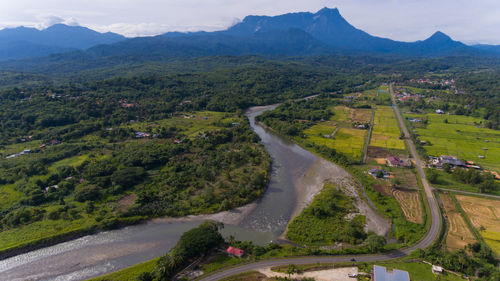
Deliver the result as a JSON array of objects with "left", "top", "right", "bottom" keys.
[
  {"left": 92, "top": 22, "right": 225, "bottom": 37},
  {"left": 34, "top": 15, "right": 80, "bottom": 29}
]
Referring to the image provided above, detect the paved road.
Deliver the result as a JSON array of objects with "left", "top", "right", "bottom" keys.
[
  {"left": 436, "top": 187, "right": 500, "bottom": 200},
  {"left": 199, "top": 84, "right": 442, "bottom": 280},
  {"left": 389, "top": 83, "right": 441, "bottom": 252}
]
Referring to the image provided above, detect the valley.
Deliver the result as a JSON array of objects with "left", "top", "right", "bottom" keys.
[{"left": 0, "top": 5, "right": 499, "bottom": 281}]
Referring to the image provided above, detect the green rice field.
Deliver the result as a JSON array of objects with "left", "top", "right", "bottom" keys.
[
  {"left": 405, "top": 113, "right": 500, "bottom": 172},
  {"left": 370, "top": 106, "right": 405, "bottom": 150}
]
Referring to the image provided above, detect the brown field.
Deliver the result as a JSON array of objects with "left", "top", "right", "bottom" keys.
[
  {"left": 332, "top": 106, "right": 372, "bottom": 126},
  {"left": 439, "top": 194, "right": 476, "bottom": 251},
  {"left": 391, "top": 169, "right": 418, "bottom": 189},
  {"left": 456, "top": 195, "right": 500, "bottom": 254},
  {"left": 392, "top": 189, "right": 423, "bottom": 224},
  {"left": 456, "top": 195, "right": 500, "bottom": 232},
  {"left": 367, "top": 146, "right": 394, "bottom": 158}
]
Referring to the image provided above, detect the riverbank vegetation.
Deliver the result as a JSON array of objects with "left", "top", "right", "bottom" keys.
[{"left": 286, "top": 182, "right": 367, "bottom": 245}]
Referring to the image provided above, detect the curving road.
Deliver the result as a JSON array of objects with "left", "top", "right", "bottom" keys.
[{"left": 199, "top": 84, "right": 442, "bottom": 281}]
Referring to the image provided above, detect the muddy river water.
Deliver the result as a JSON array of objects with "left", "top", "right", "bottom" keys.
[{"left": 0, "top": 105, "right": 322, "bottom": 281}]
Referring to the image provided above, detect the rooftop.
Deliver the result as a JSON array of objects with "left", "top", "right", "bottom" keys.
[{"left": 373, "top": 265, "right": 410, "bottom": 281}]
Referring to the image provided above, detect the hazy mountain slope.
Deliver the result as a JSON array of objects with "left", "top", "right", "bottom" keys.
[{"left": 0, "top": 24, "right": 125, "bottom": 60}]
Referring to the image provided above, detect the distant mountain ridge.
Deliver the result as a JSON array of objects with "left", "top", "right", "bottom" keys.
[
  {"left": 0, "top": 24, "right": 125, "bottom": 60},
  {"left": 0, "top": 7, "right": 496, "bottom": 70}
]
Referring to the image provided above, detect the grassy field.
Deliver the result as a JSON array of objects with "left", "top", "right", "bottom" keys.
[
  {"left": 330, "top": 105, "right": 371, "bottom": 125},
  {"left": 439, "top": 194, "right": 476, "bottom": 251},
  {"left": 0, "top": 184, "right": 24, "bottom": 209},
  {"left": 0, "top": 213, "right": 96, "bottom": 252},
  {"left": 89, "top": 258, "right": 159, "bottom": 281},
  {"left": 456, "top": 195, "right": 500, "bottom": 254},
  {"left": 299, "top": 106, "right": 369, "bottom": 161},
  {"left": 370, "top": 106, "right": 405, "bottom": 150},
  {"left": 405, "top": 113, "right": 500, "bottom": 172}
]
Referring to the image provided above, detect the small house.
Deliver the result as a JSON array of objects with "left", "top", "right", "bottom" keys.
[
  {"left": 226, "top": 246, "right": 244, "bottom": 258},
  {"left": 440, "top": 155, "right": 465, "bottom": 167},
  {"left": 386, "top": 156, "right": 411, "bottom": 168},
  {"left": 435, "top": 109, "right": 445, "bottom": 114},
  {"left": 50, "top": 139, "right": 61, "bottom": 146},
  {"left": 369, "top": 169, "right": 390, "bottom": 179},
  {"left": 432, "top": 265, "right": 443, "bottom": 274}
]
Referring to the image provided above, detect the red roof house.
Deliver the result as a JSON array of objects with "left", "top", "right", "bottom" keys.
[
  {"left": 386, "top": 156, "right": 411, "bottom": 167},
  {"left": 226, "top": 246, "right": 244, "bottom": 258}
]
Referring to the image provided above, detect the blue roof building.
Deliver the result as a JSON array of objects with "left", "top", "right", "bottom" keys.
[{"left": 373, "top": 265, "right": 410, "bottom": 281}]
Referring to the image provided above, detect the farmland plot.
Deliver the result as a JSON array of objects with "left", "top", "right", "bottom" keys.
[
  {"left": 439, "top": 194, "right": 476, "bottom": 251},
  {"left": 456, "top": 195, "right": 500, "bottom": 254}
]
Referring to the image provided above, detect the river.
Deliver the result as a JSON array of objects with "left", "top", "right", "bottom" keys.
[{"left": 0, "top": 105, "right": 319, "bottom": 281}]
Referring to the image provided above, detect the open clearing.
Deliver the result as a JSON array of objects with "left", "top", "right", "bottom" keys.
[
  {"left": 439, "top": 194, "right": 476, "bottom": 251},
  {"left": 301, "top": 106, "right": 368, "bottom": 161},
  {"left": 456, "top": 195, "right": 500, "bottom": 254},
  {"left": 259, "top": 266, "right": 357, "bottom": 281},
  {"left": 405, "top": 113, "right": 500, "bottom": 172},
  {"left": 392, "top": 189, "right": 423, "bottom": 224},
  {"left": 330, "top": 105, "right": 371, "bottom": 126},
  {"left": 370, "top": 106, "right": 405, "bottom": 150}
]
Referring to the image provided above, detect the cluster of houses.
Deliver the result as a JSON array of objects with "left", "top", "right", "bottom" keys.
[
  {"left": 409, "top": 78, "right": 456, "bottom": 87},
  {"left": 134, "top": 132, "right": 152, "bottom": 138},
  {"left": 429, "top": 155, "right": 482, "bottom": 170},
  {"left": 344, "top": 92, "right": 362, "bottom": 102},
  {"left": 5, "top": 138, "right": 63, "bottom": 159},
  {"left": 39, "top": 139, "right": 62, "bottom": 149},
  {"left": 6, "top": 139, "right": 63, "bottom": 159},
  {"left": 369, "top": 156, "right": 412, "bottom": 180},
  {"left": 395, "top": 90, "right": 425, "bottom": 102}
]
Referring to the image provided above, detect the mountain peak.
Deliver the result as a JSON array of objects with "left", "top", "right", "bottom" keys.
[
  {"left": 426, "top": 31, "right": 453, "bottom": 42},
  {"left": 316, "top": 7, "right": 340, "bottom": 16}
]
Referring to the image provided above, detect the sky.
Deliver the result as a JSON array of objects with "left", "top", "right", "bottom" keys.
[{"left": 1, "top": 0, "right": 500, "bottom": 44}]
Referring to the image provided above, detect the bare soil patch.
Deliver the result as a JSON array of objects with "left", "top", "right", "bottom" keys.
[
  {"left": 373, "top": 184, "right": 391, "bottom": 196},
  {"left": 367, "top": 146, "right": 393, "bottom": 158},
  {"left": 116, "top": 194, "right": 137, "bottom": 213},
  {"left": 259, "top": 266, "right": 358, "bottom": 281}
]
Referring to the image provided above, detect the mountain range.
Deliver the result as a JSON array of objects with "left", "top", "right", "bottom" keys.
[
  {"left": 0, "top": 7, "right": 499, "bottom": 70},
  {"left": 0, "top": 24, "right": 125, "bottom": 60}
]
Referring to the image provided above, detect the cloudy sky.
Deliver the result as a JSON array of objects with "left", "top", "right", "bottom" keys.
[{"left": 1, "top": 0, "right": 500, "bottom": 44}]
